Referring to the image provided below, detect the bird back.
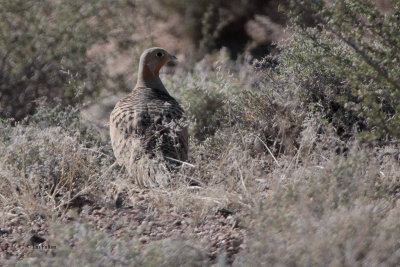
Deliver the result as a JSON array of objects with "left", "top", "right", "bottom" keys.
[{"left": 109, "top": 86, "right": 188, "bottom": 171}]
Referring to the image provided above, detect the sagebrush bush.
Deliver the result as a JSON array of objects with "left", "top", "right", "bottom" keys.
[
  {"left": 0, "top": 104, "right": 114, "bottom": 218},
  {"left": 284, "top": 0, "right": 400, "bottom": 140},
  {"left": 166, "top": 49, "right": 302, "bottom": 155},
  {"left": 0, "top": 0, "right": 138, "bottom": 120}
]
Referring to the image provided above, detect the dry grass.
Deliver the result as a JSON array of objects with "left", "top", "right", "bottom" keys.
[
  {"left": 0, "top": 105, "right": 114, "bottom": 222},
  {"left": 235, "top": 142, "right": 400, "bottom": 266}
]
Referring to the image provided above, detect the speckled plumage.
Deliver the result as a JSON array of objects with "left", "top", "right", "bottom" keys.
[{"left": 109, "top": 48, "right": 188, "bottom": 177}]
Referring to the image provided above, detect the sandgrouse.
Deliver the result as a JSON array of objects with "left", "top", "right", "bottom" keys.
[{"left": 109, "top": 47, "right": 188, "bottom": 180}]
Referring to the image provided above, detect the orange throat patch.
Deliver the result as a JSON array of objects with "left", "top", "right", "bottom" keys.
[{"left": 143, "top": 62, "right": 164, "bottom": 79}]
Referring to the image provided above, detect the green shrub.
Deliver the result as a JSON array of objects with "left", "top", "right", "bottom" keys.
[{"left": 284, "top": 0, "right": 400, "bottom": 140}]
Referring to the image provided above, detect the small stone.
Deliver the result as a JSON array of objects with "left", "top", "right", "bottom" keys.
[
  {"left": 27, "top": 234, "right": 46, "bottom": 246},
  {"left": 173, "top": 220, "right": 182, "bottom": 226},
  {"left": 139, "top": 237, "right": 148, "bottom": 243},
  {"left": 115, "top": 195, "right": 123, "bottom": 209},
  {"left": 0, "top": 228, "right": 10, "bottom": 235}
]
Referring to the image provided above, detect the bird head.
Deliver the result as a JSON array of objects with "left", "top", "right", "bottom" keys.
[{"left": 139, "top": 47, "right": 177, "bottom": 78}]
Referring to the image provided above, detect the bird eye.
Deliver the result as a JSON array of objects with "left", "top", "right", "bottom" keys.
[{"left": 156, "top": 52, "right": 163, "bottom": 57}]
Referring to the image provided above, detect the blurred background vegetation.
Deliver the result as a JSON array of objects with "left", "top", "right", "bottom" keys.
[
  {"left": 0, "top": 0, "right": 288, "bottom": 120},
  {"left": 0, "top": 0, "right": 139, "bottom": 120}
]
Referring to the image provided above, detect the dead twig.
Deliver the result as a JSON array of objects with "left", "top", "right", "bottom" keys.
[
  {"left": 164, "top": 157, "right": 196, "bottom": 168},
  {"left": 253, "top": 135, "right": 280, "bottom": 167}
]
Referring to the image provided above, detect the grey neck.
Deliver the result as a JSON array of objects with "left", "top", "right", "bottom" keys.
[{"left": 135, "top": 64, "right": 169, "bottom": 94}]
